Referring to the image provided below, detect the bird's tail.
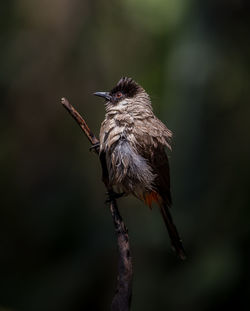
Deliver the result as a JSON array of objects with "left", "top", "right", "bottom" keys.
[{"left": 159, "top": 202, "right": 186, "bottom": 260}]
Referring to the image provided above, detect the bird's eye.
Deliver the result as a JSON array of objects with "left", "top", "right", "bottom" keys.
[{"left": 116, "top": 92, "right": 122, "bottom": 98}]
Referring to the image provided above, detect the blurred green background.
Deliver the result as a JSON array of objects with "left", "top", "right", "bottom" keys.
[{"left": 1, "top": 0, "right": 250, "bottom": 310}]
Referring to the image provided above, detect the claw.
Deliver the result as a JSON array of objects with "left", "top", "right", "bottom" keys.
[
  {"left": 105, "top": 190, "right": 125, "bottom": 204},
  {"left": 89, "top": 142, "right": 100, "bottom": 153}
]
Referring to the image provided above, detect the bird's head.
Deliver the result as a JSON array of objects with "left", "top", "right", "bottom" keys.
[{"left": 94, "top": 77, "right": 152, "bottom": 111}]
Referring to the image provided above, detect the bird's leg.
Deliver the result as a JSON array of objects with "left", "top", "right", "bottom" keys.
[
  {"left": 105, "top": 190, "right": 125, "bottom": 204},
  {"left": 89, "top": 142, "right": 100, "bottom": 153}
]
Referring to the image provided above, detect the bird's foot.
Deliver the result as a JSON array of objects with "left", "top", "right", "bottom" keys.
[
  {"left": 89, "top": 142, "right": 100, "bottom": 153},
  {"left": 105, "top": 190, "right": 125, "bottom": 204}
]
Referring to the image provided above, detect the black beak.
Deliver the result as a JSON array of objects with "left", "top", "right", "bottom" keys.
[{"left": 93, "top": 91, "right": 112, "bottom": 101}]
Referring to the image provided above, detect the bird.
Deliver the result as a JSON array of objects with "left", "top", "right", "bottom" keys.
[{"left": 94, "top": 77, "right": 186, "bottom": 260}]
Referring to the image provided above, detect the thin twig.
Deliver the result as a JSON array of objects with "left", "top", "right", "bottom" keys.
[
  {"left": 61, "top": 97, "right": 99, "bottom": 147},
  {"left": 61, "top": 97, "right": 132, "bottom": 311}
]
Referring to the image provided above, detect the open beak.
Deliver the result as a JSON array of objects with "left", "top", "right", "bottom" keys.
[{"left": 93, "top": 91, "right": 112, "bottom": 101}]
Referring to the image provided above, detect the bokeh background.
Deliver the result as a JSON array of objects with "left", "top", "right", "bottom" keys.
[{"left": 1, "top": 0, "right": 250, "bottom": 310}]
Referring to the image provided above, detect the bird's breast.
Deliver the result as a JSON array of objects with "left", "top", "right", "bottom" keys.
[{"left": 100, "top": 112, "right": 136, "bottom": 151}]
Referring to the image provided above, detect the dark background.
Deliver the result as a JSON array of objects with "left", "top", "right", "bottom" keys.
[{"left": 1, "top": 1, "right": 250, "bottom": 310}]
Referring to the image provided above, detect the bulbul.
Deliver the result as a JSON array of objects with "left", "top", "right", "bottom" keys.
[{"left": 94, "top": 77, "right": 186, "bottom": 260}]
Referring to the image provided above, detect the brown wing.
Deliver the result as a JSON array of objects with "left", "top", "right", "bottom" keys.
[
  {"left": 133, "top": 118, "right": 186, "bottom": 260},
  {"left": 150, "top": 146, "right": 172, "bottom": 207},
  {"left": 133, "top": 116, "right": 172, "bottom": 206},
  {"left": 138, "top": 144, "right": 172, "bottom": 207}
]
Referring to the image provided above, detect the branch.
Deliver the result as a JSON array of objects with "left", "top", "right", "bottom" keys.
[
  {"left": 61, "top": 97, "right": 99, "bottom": 147},
  {"left": 61, "top": 97, "right": 132, "bottom": 311}
]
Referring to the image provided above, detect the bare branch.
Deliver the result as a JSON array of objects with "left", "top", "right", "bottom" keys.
[
  {"left": 61, "top": 97, "right": 99, "bottom": 147},
  {"left": 61, "top": 97, "right": 132, "bottom": 311},
  {"left": 110, "top": 199, "right": 132, "bottom": 311}
]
